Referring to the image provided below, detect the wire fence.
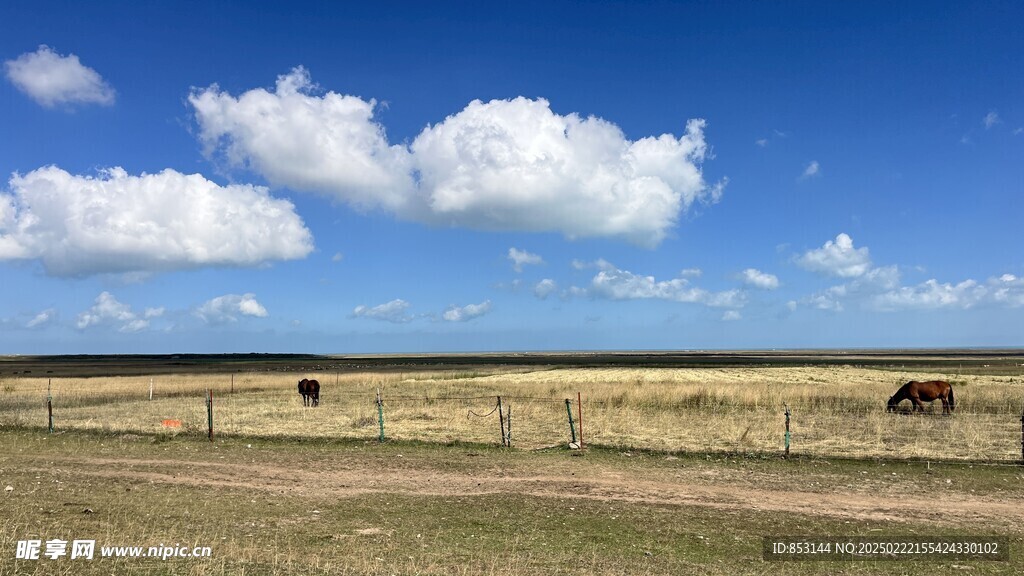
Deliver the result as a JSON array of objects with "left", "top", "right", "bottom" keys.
[{"left": 1, "top": 375, "right": 1022, "bottom": 464}]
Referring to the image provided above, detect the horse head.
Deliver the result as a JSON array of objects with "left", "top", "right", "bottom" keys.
[{"left": 886, "top": 395, "right": 898, "bottom": 412}]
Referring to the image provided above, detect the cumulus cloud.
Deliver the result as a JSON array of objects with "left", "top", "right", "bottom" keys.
[
  {"left": 332, "top": 252, "right": 344, "bottom": 263},
  {"left": 722, "top": 310, "right": 741, "bottom": 321},
  {"left": 803, "top": 265, "right": 900, "bottom": 312},
  {"left": 26, "top": 308, "right": 56, "bottom": 329},
  {"left": 869, "top": 274, "right": 1024, "bottom": 311},
  {"left": 800, "top": 160, "right": 820, "bottom": 179},
  {"left": 196, "top": 293, "right": 269, "bottom": 324},
  {"left": 534, "top": 279, "right": 557, "bottom": 299},
  {"left": 586, "top": 262, "right": 744, "bottom": 308},
  {"left": 797, "top": 233, "right": 872, "bottom": 278},
  {"left": 189, "top": 67, "right": 414, "bottom": 212},
  {"left": 870, "top": 279, "right": 984, "bottom": 311},
  {"left": 508, "top": 247, "right": 543, "bottom": 272},
  {"left": 740, "top": 268, "right": 779, "bottom": 290},
  {"left": 351, "top": 299, "right": 413, "bottom": 323},
  {"left": 190, "top": 68, "right": 723, "bottom": 246},
  {"left": 0, "top": 166, "right": 313, "bottom": 276},
  {"left": 4, "top": 45, "right": 115, "bottom": 108},
  {"left": 76, "top": 292, "right": 152, "bottom": 332},
  {"left": 983, "top": 111, "right": 1001, "bottom": 129},
  {"left": 442, "top": 300, "right": 493, "bottom": 322}
]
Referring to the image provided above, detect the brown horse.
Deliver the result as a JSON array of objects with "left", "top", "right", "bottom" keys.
[
  {"left": 297, "top": 378, "right": 320, "bottom": 407},
  {"left": 886, "top": 380, "right": 954, "bottom": 414}
]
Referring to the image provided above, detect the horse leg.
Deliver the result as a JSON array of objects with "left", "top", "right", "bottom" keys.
[
  {"left": 910, "top": 395, "right": 925, "bottom": 412},
  {"left": 941, "top": 395, "right": 950, "bottom": 414}
]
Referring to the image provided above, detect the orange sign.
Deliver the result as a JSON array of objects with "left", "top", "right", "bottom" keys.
[{"left": 161, "top": 419, "right": 182, "bottom": 428}]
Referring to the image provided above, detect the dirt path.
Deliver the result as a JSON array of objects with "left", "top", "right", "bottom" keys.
[{"left": 31, "top": 453, "right": 1024, "bottom": 530}]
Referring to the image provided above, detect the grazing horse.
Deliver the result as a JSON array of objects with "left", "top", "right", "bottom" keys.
[
  {"left": 886, "top": 380, "right": 954, "bottom": 414},
  {"left": 297, "top": 378, "right": 320, "bottom": 407}
]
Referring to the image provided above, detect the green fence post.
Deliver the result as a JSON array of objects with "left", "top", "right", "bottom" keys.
[
  {"left": 565, "top": 399, "right": 577, "bottom": 445},
  {"left": 376, "top": 388, "right": 385, "bottom": 442}
]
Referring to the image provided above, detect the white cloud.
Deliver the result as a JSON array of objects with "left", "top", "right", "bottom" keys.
[
  {"left": 722, "top": 310, "right": 741, "bottom": 321},
  {"left": 4, "top": 45, "right": 115, "bottom": 108},
  {"left": 442, "top": 300, "right": 493, "bottom": 322},
  {"left": 870, "top": 274, "right": 1024, "bottom": 311},
  {"left": 587, "top": 263, "right": 745, "bottom": 308},
  {"left": 190, "top": 68, "right": 723, "bottom": 246},
  {"left": 797, "top": 233, "right": 872, "bottom": 278},
  {"left": 26, "top": 308, "right": 56, "bottom": 329},
  {"left": 990, "top": 274, "right": 1024, "bottom": 307},
  {"left": 870, "top": 279, "right": 984, "bottom": 311},
  {"left": 534, "top": 279, "right": 557, "bottom": 299},
  {"left": 679, "top": 268, "right": 702, "bottom": 277},
  {"left": 0, "top": 166, "right": 313, "bottom": 277},
  {"left": 740, "top": 268, "right": 779, "bottom": 290},
  {"left": 755, "top": 138, "right": 768, "bottom": 147},
  {"left": 508, "top": 247, "right": 543, "bottom": 272},
  {"left": 196, "top": 293, "right": 269, "bottom": 324},
  {"left": 77, "top": 292, "right": 151, "bottom": 332},
  {"left": 803, "top": 265, "right": 900, "bottom": 312},
  {"left": 332, "top": 252, "right": 344, "bottom": 263},
  {"left": 983, "top": 111, "right": 1001, "bottom": 129},
  {"left": 143, "top": 307, "right": 165, "bottom": 319},
  {"left": 786, "top": 300, "right": 798, "bottom": 312},
  {"left": 189, "top": 67, "right": 414, "bottom": 212},
  {"left": 351, "top": 299, "right": 413, "bottom": 323},
  {"left": 800, "top": 160, "right": 820, "bottom": 179}
]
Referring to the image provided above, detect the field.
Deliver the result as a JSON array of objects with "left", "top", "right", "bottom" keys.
[{"left": 2, "top": 351, "right": 1024, "bottom": 574}]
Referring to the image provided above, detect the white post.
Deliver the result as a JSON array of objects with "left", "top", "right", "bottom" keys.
[{"left": 149, "top": 378, "right": 153, "bottom": 401}]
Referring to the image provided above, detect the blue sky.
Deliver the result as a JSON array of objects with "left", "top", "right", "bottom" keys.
[{"left": 1, "top": 1, "right": 1021, "bottom": 353}]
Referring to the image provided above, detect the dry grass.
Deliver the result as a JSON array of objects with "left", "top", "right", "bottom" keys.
[{"left": 2, "top": 366, "right": 1022, "bottom": 461}]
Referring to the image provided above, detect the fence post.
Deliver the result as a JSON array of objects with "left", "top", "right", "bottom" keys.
[
  {"left": 149, "top": 378, "right": 153, "bottom": 401},
  {"left": 506, "top": 402, "right": 511, "bottom": 448},
  {"left": 784, "top": 404, "right": 791, "bottom": 459},
  {"left": 47, "top": 379, "right": 53, "bottom": 434},
  {"left": 230, "top": 374, "right": 234, "bottom": 394},
  {"left": 206, "top": 389, "right": 214, "bottom": 442},
  {"left": 1020, "top": 407, "right": 1023, "bottom": 465},
  {"left": 497, "top": 396, "right": 506, "bottom": 447},
  {"left": 565, "top": 399, "right": 577, "bottom": 446},
  {"left": 376, "top": 388, "right": 385, "bottom": 442},
  {"left": 577, "top": 392, "right": 584, "bottom": 450}
]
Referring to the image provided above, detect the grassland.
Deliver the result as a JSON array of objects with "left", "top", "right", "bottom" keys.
[
  {"left": 2, "top": 353, "right": 1023, "bottom": 575},
  {"left": 2, "top": 363, "right": 1023, "bottom": 461},
  {"left": 2, "top": 429, "right": 1023, "bottom": 575}
]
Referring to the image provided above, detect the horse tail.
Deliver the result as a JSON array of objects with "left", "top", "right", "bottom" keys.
[{"left": 948, "top": 384, "right": 955, "bottom": 412}]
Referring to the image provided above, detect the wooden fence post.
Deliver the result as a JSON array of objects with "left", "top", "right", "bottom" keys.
[
  {"left": 206, "top": 389, "right": 214, "bottom": 442},
  {"left": 497, "top": 396, "right": 506, "bottom": 447},
  {"left": 784, "top": 404, "right": 791, "bottom": 459},
  {"left": 506, "top": 402, "right": 511, "bottom": 448},
  {"left": 47, "top": 379, "right": 53, "bottom": 434},
  {"left": 1020, "top": 407, "right": 1023, "bottom": 465}
]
